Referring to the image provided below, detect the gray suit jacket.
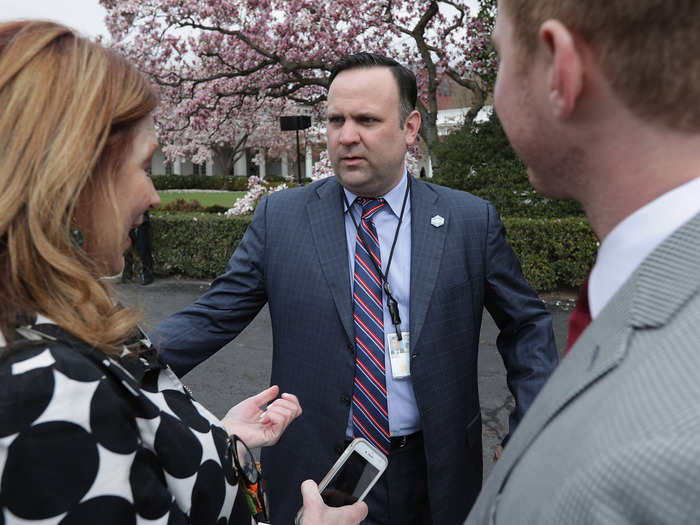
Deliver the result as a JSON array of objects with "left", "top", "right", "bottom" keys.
[
  {"left": 467, "top": 211, "right": 700, "bottom": 524},
  {"left": 154, "top": 176, "right": 558, "bottom": 524}
]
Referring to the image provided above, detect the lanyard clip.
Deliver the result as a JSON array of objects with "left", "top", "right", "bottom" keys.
[
  {"left": 384, "top": 282, "right": 402, "bottom": 339},
  {"left": 387, "top": 296, "right": 402, "bottom": 340}
]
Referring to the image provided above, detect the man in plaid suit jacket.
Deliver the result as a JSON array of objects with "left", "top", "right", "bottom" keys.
[{"left": 154, "top": 53, "right": 557, "bottom": 525}]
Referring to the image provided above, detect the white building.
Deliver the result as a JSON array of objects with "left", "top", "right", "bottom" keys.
[{"left": 150, "top": 144, "right": 316, "bottom": 181}]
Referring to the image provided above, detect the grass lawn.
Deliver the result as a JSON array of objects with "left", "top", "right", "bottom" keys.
[{"left": 157, "top": 191, "right": 246, "bottom": 208}]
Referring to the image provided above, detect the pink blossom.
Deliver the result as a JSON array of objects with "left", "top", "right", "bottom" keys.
[
  {"left": 101, "top": 0, "right": 495, "bottom": 164},
  {"left": 225, "top": 176, "right": 288, "bottom": 216}
]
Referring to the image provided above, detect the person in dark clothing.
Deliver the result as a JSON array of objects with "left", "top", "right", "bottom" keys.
[{"left": 123, "top": 210, "right": 154, "bottom": 285}]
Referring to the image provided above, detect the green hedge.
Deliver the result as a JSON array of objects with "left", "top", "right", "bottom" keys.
[
  {"left": 432, "top": 115, "right": 584, "bottom": 218},
  {"left": 148, "top": 214, "right": 596, "bottom": 291},
  {"left": 151, "top": 175, "right": 250, "bottom": 191},
  {"left": 503, "top": 217, "right": 597, "bottom": 291},
  {"left": 157, "top": 198, "right": 232, "bottom": 214},
  {"left": 151, "top": 174, "right": 311, "bottom": 191},
  {"left": 151, "top": 213, "right": 252, "bottom": 278},
  {"left": 432, "top": 162, "right": 583, "bottom": 218}
]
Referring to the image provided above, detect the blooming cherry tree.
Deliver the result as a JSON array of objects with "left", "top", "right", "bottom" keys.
[{"left": 101, "top": 0, "right": 496, "bottom": 166}]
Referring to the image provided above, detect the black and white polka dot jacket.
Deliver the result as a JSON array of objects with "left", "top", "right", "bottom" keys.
[{"left": 0, "top": 318, "right": 240, "bottom": 524}]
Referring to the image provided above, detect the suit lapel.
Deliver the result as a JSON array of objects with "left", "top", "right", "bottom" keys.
[
  {"left": 629, "top": 211, "right": 700, "bottom": 329},
  {"left": 306, "top": 178, "right": 354, "bottom": 345},
  {"left": 492, "top": 210, "right": 700, "bottom": 497},
  {"left": 305, "top": 176, "right": 460, "bottom": 351},
  {"left": 409, "top": 179, "right": 448, "bottom": 350},
  {"left": 497, "top": 282, "right": 632, "bottom": 475}
]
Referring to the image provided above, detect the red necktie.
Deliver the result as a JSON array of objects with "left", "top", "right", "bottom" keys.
[{"left": 565, "top": 275, "right": 591, "bottom": 355}]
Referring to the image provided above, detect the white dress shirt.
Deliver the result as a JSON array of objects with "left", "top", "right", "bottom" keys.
[{"left": 589, "top": 176, "right": 700, "bottom": 318}]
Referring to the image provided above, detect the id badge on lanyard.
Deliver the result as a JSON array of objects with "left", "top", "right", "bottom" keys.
[{"left": 387, "top": 331, "right": 411, "bottom": 379}]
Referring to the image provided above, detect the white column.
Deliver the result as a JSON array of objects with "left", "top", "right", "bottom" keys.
[
  {"left": 206, "top": 161, "right": 213, "bottom": 176},
  {"left": 234, "top": 151, "right": 247, "bottom": 176},
  {"left": 305, "top": 144, "right": 312, "bottom": 179},
  {"left": 173, "top": 159, "right": 182, "bottom": 175},
  {"left": 281, "top": 152, "right": 289, "bottom": 180},
  {"left": 427, "top": 155, "right": 433, "bottom": 178},
  {"left": 259, "top": 151, "right": 266, "bottom": 180}
]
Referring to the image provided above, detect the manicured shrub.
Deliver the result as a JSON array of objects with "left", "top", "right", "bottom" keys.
[
  {"left": 204, "top": 205, "right": 230, "bottom": 214},
  {"left": 151, "top": 175, "right": 250, "bottom": 191},
  {"left": 151, "top": 174, "right": 297, "bottom": 191},
  {"left": 148, "top": 213, "right": 596, "bottom": 290},
  {"left": 158, "top": 198, "right": 203, "bottom": 212},
  {"left": 150, "top": 213, "right": 252, "bottom": 278},
  {"left": 262, "top": 175, "right": 287, "bottom": 183},
  {"left": 503, "top": 217, "right": 597, "bottom": 291},
  {"left": 154, "top": 200, "right": 234, "bottom": 214},
  {"left": 432, "top": 115, "right": 584, "bottom": 218}
]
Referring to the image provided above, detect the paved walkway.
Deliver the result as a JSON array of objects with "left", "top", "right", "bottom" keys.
[{"left": 115, "top": 278, "right": 572, "bottom": 478}]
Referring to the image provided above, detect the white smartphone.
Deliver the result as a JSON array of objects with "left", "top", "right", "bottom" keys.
[{"left": 294, "top": 437, "right": 388, "bottom": 524}]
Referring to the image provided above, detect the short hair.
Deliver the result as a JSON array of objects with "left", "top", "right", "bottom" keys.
[
  {"left": 329, "top": 52, "right": 417, "bottom": 128},
  {"left": 0, "top": 21, "right": 158, "bottom": 352},
  {"left": 500, "top": 0, "right": 700, "bottom": 132}
]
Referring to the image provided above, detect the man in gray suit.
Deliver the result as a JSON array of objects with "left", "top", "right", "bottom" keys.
[
  {"left": 467, "top": 1, "right": 700, "bottom": 523},
  {"left": 154, "top": 52, "right": 558, "bottom": 524}
]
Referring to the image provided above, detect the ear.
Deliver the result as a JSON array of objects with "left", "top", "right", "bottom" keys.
[
  {"left": 403, "top": 109, "right": 421, "bottom": 146},
  {"left": 539, "top": 20, "right": 584, "bottom": 120}
]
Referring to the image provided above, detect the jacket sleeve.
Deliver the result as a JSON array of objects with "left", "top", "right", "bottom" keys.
[
  {"left": 482, "top": 202, "right": 559, "bottom": 438},
  {"left": 152, "top": 196, "right": 270, "bottom": 377}
]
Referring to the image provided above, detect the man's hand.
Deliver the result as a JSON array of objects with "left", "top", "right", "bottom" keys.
[
  {"left": 220, "top": 385, "right": 302, "bottom": 448},
  {"left": 298, "top": 480, "right": 368, "bottom": 525}
]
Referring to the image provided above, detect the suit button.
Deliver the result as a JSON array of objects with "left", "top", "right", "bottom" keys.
[
  {"left": 340, "top": 394, "right": 351, "bottom": 406},
  {"left": 411, "top": 353, "right": 418, "bottom": 359},
  {"left": 347, "top": 343, "right": 354, "bottom": 353}
]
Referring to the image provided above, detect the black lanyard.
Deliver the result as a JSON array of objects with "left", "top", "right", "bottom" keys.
[{"left": 343, "top": 176, "right": 411, "bottom": 340}]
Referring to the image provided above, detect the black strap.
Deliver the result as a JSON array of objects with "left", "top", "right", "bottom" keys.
[{"left": 342, "top": 176, "right": 411, "bottom": 339}]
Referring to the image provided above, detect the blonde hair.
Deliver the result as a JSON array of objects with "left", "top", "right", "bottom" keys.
[
  {"left": 0, "top": 21, "right": 158, "bottom": 353},
  {"left": 500, "top": 0, "right": 700, "bottom": 132}
]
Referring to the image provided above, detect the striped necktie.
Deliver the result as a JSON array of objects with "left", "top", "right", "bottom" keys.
[{"left": 351, "top": 197, "right": 390, "bottom": 455}]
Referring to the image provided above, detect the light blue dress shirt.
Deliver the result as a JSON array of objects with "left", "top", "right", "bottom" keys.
[{"left": 343, "top": 172, "right": 421, "bottom": 438}]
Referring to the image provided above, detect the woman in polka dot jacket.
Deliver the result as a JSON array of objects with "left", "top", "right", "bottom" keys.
[{"left": 0, "top": 21, "right": 367, "bottom": 525}]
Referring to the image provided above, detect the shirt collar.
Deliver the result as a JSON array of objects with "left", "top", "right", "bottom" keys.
[
  {"left": 589, "top": 175, "right": 700, "bottom": 318},
  {"left": 343, "top": 169, "right": 409, "bottom": 217}
]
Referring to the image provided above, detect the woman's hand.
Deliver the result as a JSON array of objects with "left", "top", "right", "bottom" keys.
[
  {"left": 220, "top": 385, "right": 302, "bottom": 448},
  {"left": 298, "top": 480, "right": 368, "bottom": 525}
]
